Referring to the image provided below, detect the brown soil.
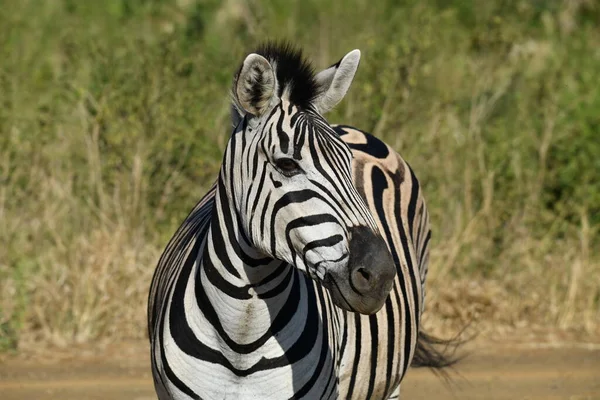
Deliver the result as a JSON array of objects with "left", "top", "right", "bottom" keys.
[{"left": 0, "top": 341, "right": 598, "bottom": 400}]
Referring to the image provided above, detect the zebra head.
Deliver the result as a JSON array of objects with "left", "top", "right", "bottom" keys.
[{"left": 226, "top": 43, "right": 395, "bottom": 314}]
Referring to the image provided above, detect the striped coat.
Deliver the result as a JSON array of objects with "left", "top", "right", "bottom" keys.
[{"left": 148, "top": 43, "right": 448, "bottom": 400}]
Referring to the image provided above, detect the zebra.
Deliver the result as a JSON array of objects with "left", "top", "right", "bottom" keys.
[{"left": 148, "top": 42, "right": 452, "bottom": 400}]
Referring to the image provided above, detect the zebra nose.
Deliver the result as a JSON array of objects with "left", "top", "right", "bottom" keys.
[
  {"left": 348, "top": 226, "right": 396, "bottom": 296},
  {"left": 350, "top": 266, "right": 374, "bottom": 293}
]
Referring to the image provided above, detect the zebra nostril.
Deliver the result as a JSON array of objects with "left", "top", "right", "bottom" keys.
[
  {"left": 357, "top": 268, "right": 370, "bottom": 282},
  {"left": 351, "top": 267, "right": 373, "bottom": 292}
]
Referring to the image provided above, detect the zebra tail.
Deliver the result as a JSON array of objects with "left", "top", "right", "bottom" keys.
[{"left": 411, "top": 330, "right": 463, "bottom": 371}]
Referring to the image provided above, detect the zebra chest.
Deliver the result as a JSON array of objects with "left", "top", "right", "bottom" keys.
[{"left": 163, "top": 276, "right": 343, "bottom": 399}]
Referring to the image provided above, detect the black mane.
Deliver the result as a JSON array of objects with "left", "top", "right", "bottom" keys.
[{"left": 253, "top": 42, "right": 320, "bottom": 110}]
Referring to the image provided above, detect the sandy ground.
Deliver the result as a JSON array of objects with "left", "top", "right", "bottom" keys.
[{"left": 0, "top": 341, "right": 599, "bottom": 400}]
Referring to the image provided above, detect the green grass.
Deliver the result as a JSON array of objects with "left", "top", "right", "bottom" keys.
[{"left": 1, "top": 0, "right": 599, "bottom": 351}]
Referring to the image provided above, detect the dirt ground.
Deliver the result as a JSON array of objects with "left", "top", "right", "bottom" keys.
[{"left": 0, "top": 340, "right": 599, "bottom": 400}]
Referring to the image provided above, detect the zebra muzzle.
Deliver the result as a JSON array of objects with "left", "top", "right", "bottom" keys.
[{"left": 323, "top": 226, "right": 396, "bottom": 315}]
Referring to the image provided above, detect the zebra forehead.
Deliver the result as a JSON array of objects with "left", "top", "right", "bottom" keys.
[
  {"left": 247, "top": 41, "right": 321, "bottom": 110},
  {"left": 272, "top": 107, "right": 350, "bottom": 154}
]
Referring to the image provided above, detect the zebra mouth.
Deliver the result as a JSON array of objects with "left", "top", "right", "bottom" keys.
[
  {"left": 323, "top": 272, "right": 390, "bottom": 315},
  {"left": 326, "top": 277, "right": 355, "bottom": 310},
  {"left": 304, "top": 227, "right": 395, "bottom": 315},
  {"left": 312, "top": 253, "right": 349, "bottom": 280}
]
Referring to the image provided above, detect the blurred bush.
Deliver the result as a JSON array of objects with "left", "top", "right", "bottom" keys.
[{"left": 0, "top": 0, "right": 598, "bottom": 351}]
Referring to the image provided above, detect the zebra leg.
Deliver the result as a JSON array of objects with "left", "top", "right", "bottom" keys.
[{"left": 388, "top": 385, "right": 401, "bottom": 399}]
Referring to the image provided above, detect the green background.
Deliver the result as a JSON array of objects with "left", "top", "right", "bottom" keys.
[{"left": 1, "top": 0, "right": 598, "bottom": 351}]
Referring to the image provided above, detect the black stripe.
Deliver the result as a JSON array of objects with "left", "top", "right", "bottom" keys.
[
  {"left": 303, "top": 234, "right": 343, "bottom": 253},
  {"left": 407, "top": 165, "right": 419, "bottom": 240},
  {"left": 365, "top": 313, "right": 379, "bottom": 399},
  {"left": 293, "top": 281, "right": 334, "bottom": 398},
  {"left": 371, "top": 166, "right": 413, "bottom": 383},
  {"left": 269, "top": 189, "right": 334, "bottom": 255},
  {"left": 276, "top": 104, "right": 290, "bottom": 153},
  {"left": 420, "top": 230, "right": 431, "bottom": 267},
  {"left": 383, "top": 296, "right": 396, "bottom": 397},
  {"left": 395, "top": 181, "right": 418, "bottom": 380},
  {"left": 194, "top": 262, "right": 297, "bottom": 354},
  {"left": 346, "top": 313, "right": 362, "bottom": 399}
]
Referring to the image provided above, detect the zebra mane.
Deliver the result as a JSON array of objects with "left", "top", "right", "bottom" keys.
[{"left": 237, "top": 41, "right": 321, "bottom": 110}]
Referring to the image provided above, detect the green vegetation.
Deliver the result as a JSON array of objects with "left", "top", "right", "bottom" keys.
[{"left": 1, "top": 0, "right": 599, "bottom": 351}]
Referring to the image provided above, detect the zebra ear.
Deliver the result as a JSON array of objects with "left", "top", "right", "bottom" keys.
[
  {"left": 234, "top": 53, "right": 277, "bottom": 118},
  {"left": 313, "top": 49, "right": 361, "bottom": 114}
]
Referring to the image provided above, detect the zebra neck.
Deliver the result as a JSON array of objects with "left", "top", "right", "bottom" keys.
[
  {"left": 193, "top": 181, "right": 298, "bottom": 352},
  {"left": 204, "top": 177, "right": 281, "bottom": 284}
]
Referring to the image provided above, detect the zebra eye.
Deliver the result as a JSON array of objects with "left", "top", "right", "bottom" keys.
[{"left": 274, "top": 158, "right": 302, "bottom": 177}]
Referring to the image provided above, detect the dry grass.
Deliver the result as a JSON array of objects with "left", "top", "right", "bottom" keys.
[
  {"left": 424, "top": 215, "right": 600, "bottom": 341},
  {"left": 1, "top": 0, "right": 599, "bottom": 352},
  {"left": 0, "top": 130, "right": 161, "bottom": 348},
  {"left": 20, "top": 227, "right": 158, "bottom": 348}
]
